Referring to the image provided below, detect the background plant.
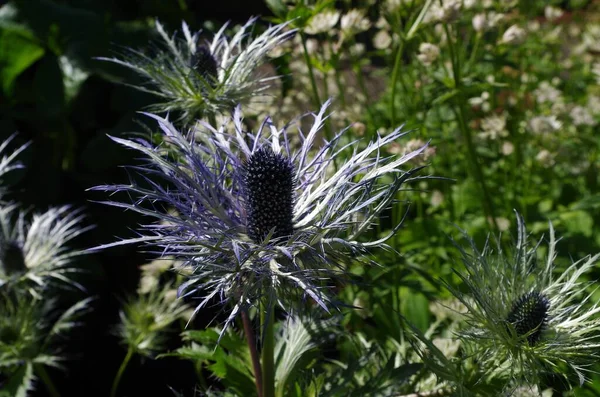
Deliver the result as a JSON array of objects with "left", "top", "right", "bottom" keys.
[{"left": 1, "top": 0, "right": 599, "bottom": 395}]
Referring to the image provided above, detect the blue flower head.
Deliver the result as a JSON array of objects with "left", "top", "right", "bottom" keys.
[{"left": 95, "top": 102, "right": 428, "bottom": 332}]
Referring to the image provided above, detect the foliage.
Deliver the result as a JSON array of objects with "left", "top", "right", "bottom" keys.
[{"left": 1, "top": 0, "right": 600, "bottom": 396}]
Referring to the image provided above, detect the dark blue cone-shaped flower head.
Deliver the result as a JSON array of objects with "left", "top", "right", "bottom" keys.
[
  {"left": 93, "top": 101, "right": 428, "bottom": 335},
  {"left": 507, "top": 291, "right": 550, "bottom": 345},
  {"left": 191, "top": 45, "right": 218, "bottom": 88},
  {"left": 244, "top": 147, "right": 295, "bottom": 243},
  {"left": 98, "top": 18, "right": 295, "bottom": 122},
  {"left": 450, "top": 213, "right": 600, "bottom": 388}
]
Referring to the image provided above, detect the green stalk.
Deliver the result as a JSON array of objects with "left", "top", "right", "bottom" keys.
[
  {"left": 35, "top": 365, "right": 60, "bottom": 397},
  {"left": 110, "top": 347, "right": 134, "bottom": 397},
  {"left": 442, "top": 23, "right": 497, "bottom": 230},
  {"left": 390, "top": 0, "right": 434, "bottom": 126},
  {"left": 300, "top": 31, "right": 337, "bottom": 169},
  {"left": 329, "top": 41, "right": 346, "bottom": 109},
  {"left": 466, "top": 32, "right": 482, "bottom": 71},
  {"left": 261, "top": 299, "right": 276, "bottom": 397},
  {"left": 389, "top": 39, "right": 405, "bottom": 127},
  {"left": 300, "top": 33, "right": 322, "bottom": 110},
  {"left": 353, "top": 62, "right": 375, "bottom": 126}
]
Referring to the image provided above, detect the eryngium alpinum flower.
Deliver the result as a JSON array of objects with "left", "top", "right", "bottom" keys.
[
  {"left": 0, "top": 135, "right": 28, "bottom": 199},
  {"left": 99, "top": 18, "right": 294, "bottom": 122},
  {"left": 0, "top": 205, "right": 88, "bottom": 292},
  {"left": 448, "top": 213, "right": 600, "bottom": 388},
  {"left": 0, "top": 291, "right": 92, "bottom": 393},
  {"left": 94, "top": 101, "right": 427, "bottom": 332},
  {"left": 117, "top": 284, "right": 189, "bottom": 358}
]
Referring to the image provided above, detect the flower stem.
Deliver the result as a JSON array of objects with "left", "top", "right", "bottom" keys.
[
  {"left": 300, "top": 33, "right": 322, "bottom": 110},
  {"left": 300, "top": 32, "right": 333, "bottom": 143},
  {"left": 442, "top": 23, "right": 497, "bottom": 229},
  {"left": 389, "top": 39, "right": 405, "bottom": 127},
  {"left": 110, "top": 347, "right": 134, "bottom": 397},
  {"left": 35, "top": 365, "right": 60, "bottom": 397},
  {"left": 261, "top": 300, "right": 275, "bottom": 397},
  {"left": 242, "top": 309, "right": 263, "bottom": 397}
]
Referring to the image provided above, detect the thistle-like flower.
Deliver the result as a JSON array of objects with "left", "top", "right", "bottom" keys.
[
  {"left": 0, "top": 291, "right": 92, "bottom": 396},
  {"left": 448, "top": 213, "right": 600, "bottom": 388},
  {"left": 0, "top": 205, "right": 89, "bottom": 293},
  {"left": 94, "top": 102, "right": 427, "bottom": 332},
  {"left": 99, "top": 18, "right": 294, "bottom": 122},
  {"left": 0, "top": 135, "right": 28, "bottom": 199},
  {"left": 116, "top": 283, "right": 189, "bottom": 359}
]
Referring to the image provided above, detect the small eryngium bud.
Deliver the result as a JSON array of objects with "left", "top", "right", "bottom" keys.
[
  {"left": 506, "top": 291, "right": 550, "bottom": 345},
  {"left": 244, "top": 148, "right": 295, "bottom": 243},
  {"left": 191, "top": 45, "right": 218, "bottom": 86},
  {"left": 0, "top": 240, "right": 26, "bottom": 276}
]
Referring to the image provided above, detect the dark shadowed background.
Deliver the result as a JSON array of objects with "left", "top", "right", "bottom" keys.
[{"left": 0, "top": 1, "right": 272, "bottom": 395}]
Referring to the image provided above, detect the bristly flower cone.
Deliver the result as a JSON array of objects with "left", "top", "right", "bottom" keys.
[
  {"left": 191, "top": 45, "right": 218, "bottom": 87},
  {"left": 506, "top": 291, "right": 550, "bottom": 345},
  {"left": 244, "top": 147, "right": 295, "bottom": 243}
]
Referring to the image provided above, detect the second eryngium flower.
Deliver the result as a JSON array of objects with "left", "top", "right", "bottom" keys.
[
  {"left": 448, "top": 213, "right": 600, "bottom": 389},
  {"left": 95, "top": 101, "right": 428, "bottom": 332},
  {"left": 99, "top": 18, "right": 294, "bottom": 122}
]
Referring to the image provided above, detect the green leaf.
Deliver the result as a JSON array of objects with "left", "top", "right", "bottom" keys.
[
  {"left": 207, "top": 348, "right": 255, "bottom": 395},
  {"left": 400, "top": 289, "right": 430, "bottom": 332},
  {"left": 559, "top": 210, "right": 594, "bottom": 237},
  {"left": 432, "top": 89, "right": 459, "bottom": 105},
  {"left": 0, "top": 363, "right": 34, "bottom": 397},
  {"left": 0, "top": 24, "right": 45, "bottom": 95},
  {"left": 265, "top": 0, "right": 287, "bottom": 18},
  {"left": 176, "top": 328, "right": 256, "bottom": 395},
  {"left": 390, "top": 362, "right": 423, "bottom": 383}
]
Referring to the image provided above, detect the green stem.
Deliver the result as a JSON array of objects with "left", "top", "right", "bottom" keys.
[
  {"left": 300, "top": 33, "right": 321, "bottom": 110},
  {"left": 453, "top": 105, "right": 498, "bottom": 230},
  {"left": 353, "top": 62, "right": 375, "bottom": 125},
  {"left": 261, "top": 300, "right": 275, "bottom": 397},
  {"left": 111, "top": 347, "right": 134, "bottom": 397},
  {"left": 466, "top": 32, "right": 482, "bottom": 71},
  {"left": 329, "top": 43, "right": 346, "bottom": 109},
  {"left": 389, "top": 39, "right": 405, "bottom": 127},
  {"left": 443, "top": 23, "right": 497, "bottom": 230},
  {"left": 35, "top": 365, "right": 60, "bottom": 397}
]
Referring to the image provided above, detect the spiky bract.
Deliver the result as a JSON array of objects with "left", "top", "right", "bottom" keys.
[
  {"left": 0, "top": 291, "right": 92, "bottom": 393},
  {"left": 0, "top": 134, "right": 28, "bottom": 200},
  {"left": 117, "top": 284, "right": 189, "bottom": 358},
  {"left": 94, "top": 101, "right": 427, "bottom": 334},
  {"left": 99, "top": 18, "right": 294, "bottom": 122},
  {"left": 448, "top": 213, "right": 600, "bottom": 387},
  {"left": 0, "top": 205, "right": 89, "bottom": 293}
]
